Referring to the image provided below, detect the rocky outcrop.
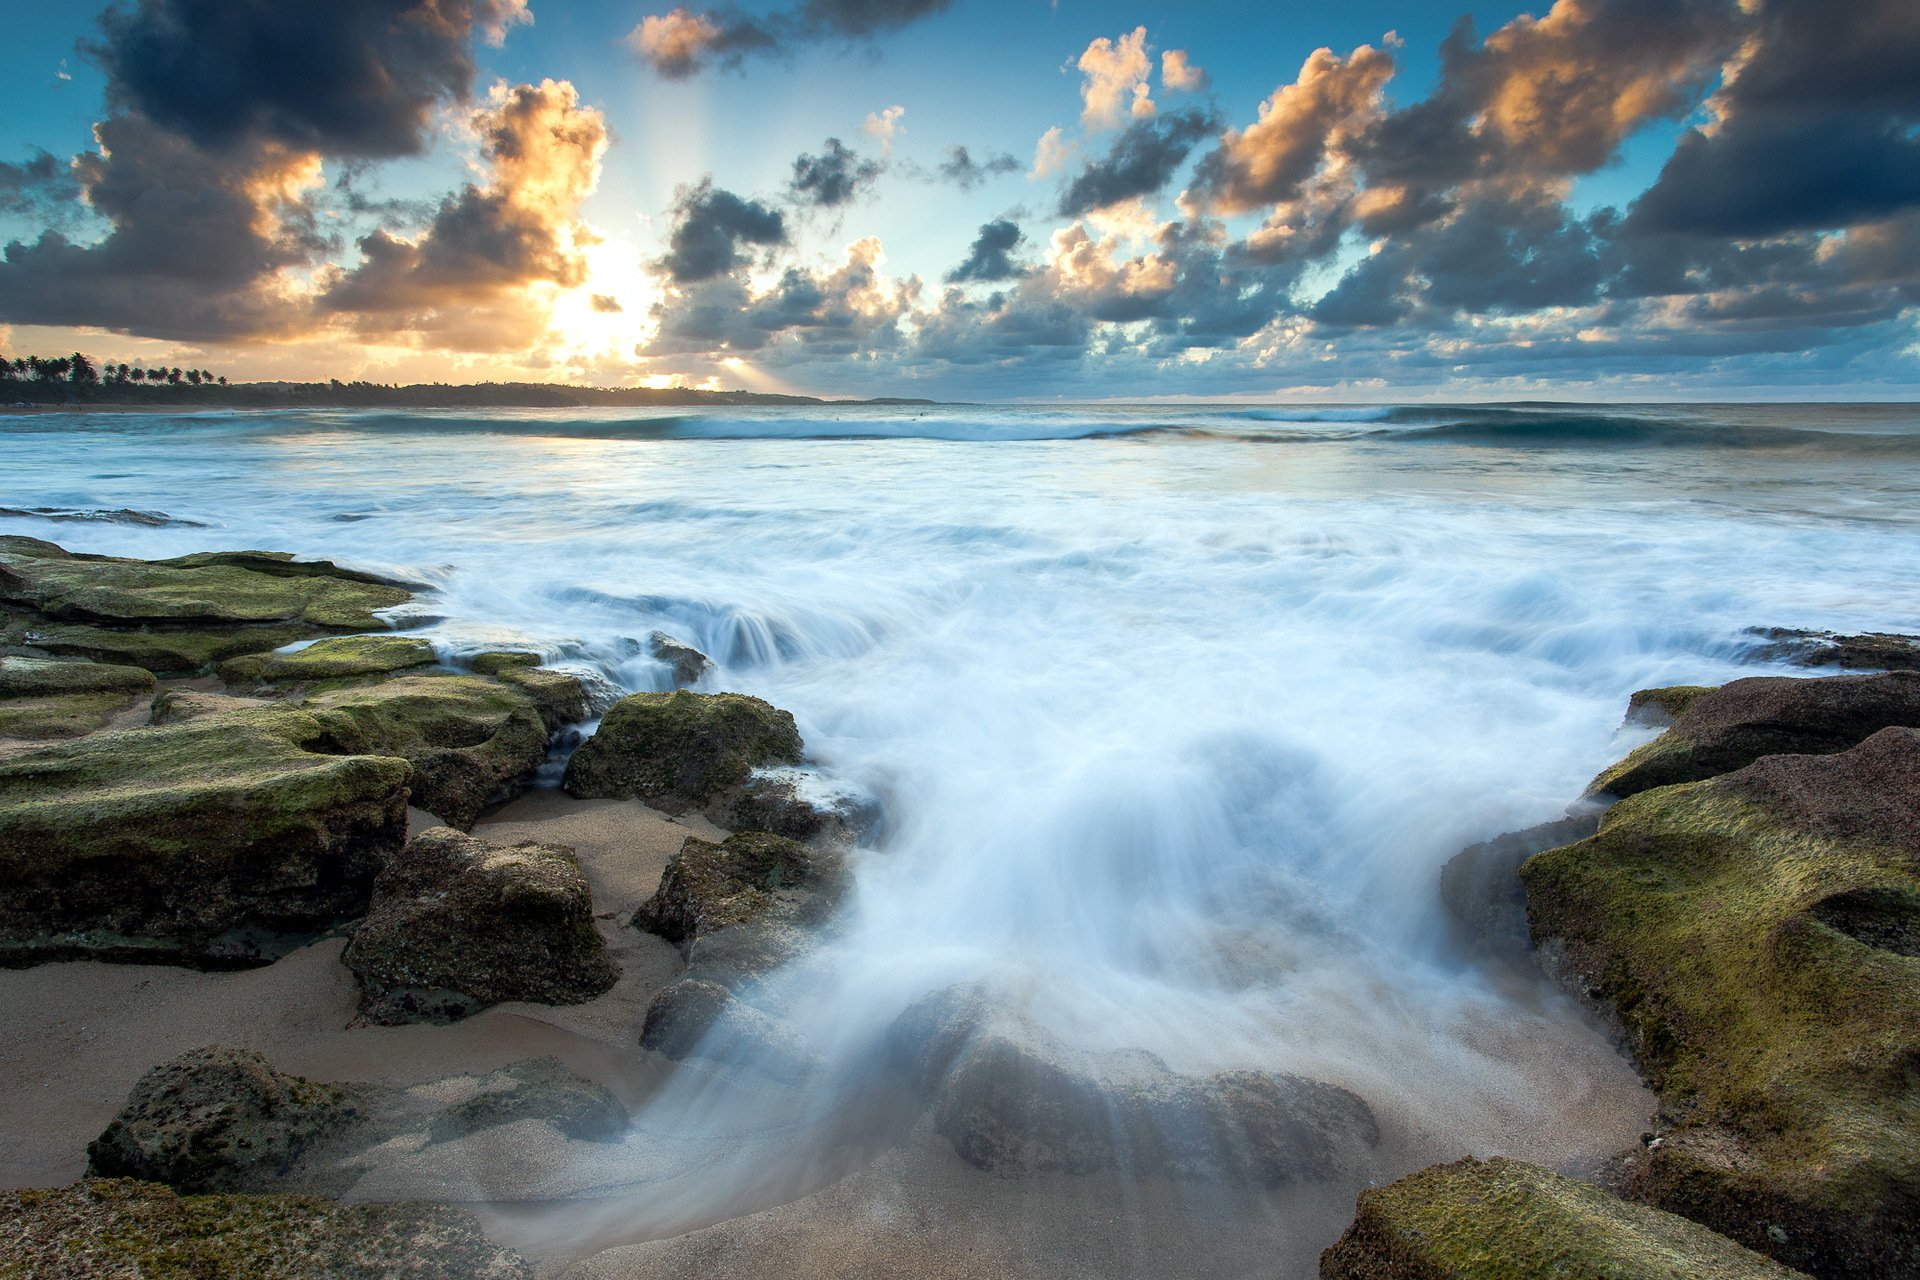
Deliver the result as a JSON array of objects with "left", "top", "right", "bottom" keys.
[
  {"left": 891, "top": 986, "right": 1379, "bottom": 1184},
  {"left": 1587, "top": 671, "right": 1920, "bottom": 799},
  {"left": 1525, "top": 727, "right": 1920, "bottom": 1279},
  {"left": 648, "top": 630, "right": 712, "bottom": 686},
  {"left": 1745, "top": 626, "right": 1920, "bottom": 672},
  {"left": 304, "top": 674, "right": 556, "bottom": 829},
  {"left": 342, "top": 827, "right": 617, "bottom": 1025},
  {"left": 0, "top": 704, "right": 410, "bottom": 967},
  {"left": 0, "top": 653, "right": 153, "bottom": 739},
  {"left": 563, "top": 689, "right": 803, "bottom": 818},
  {"left": 87, "top": 1045, "right": 370, "bottom": 1194},
  {"left": 634, "top": 831, "right": 839, "bottom": 952},
  {"left": 1439, "top": 813, "right": 1598, "bottom": 955},
  {"left": 220, "top": 635, "right": 438, "bottom": 687},
  {"left": 1319, "top": 1156, "right": 1807, "bottom": 1280},
  {"left": 0, "top": 536, "right": 413, "bottom": 676},
  {"left": 468, "top": 651, "right": 591, "bottom": 730},
  {"left": 0, "top": 1179, "right": 530, "bottom": 1279}
]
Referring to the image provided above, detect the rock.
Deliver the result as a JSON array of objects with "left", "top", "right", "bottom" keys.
[
  {"left": 633, "top": 831, "right": 840, "bottom": 954},
  {"left": 1587, "top": 671, "right": 1920, "bottom": 799},
  {"left": 426, "top": 1057, "right": 626, "bottom": 1145},
  {"left": 87, "top": 1045, "right": 368, "bottom": 1193},
  {"left": 1746, "top": 626, "right": 1920, "bottom": 672},
  {"left": 220, "top": 634, "right": 438, "bottom": 687},
  {"left": 0, "top": 654, "right": 153, "bottom": 739},
  {"left": 0, "top": 537, "right": 413, "bottom": 676},
  {"left": 1319, "top": 1156, "right": 1808, "bottom": 1280},
  {"left": 342, "top": 827, "right": 617, "bottom": 1025},
  {"left": 1624, "top": 683, "right": 1714, "bottom": 727},
  {"left": 305, "top": 674, "right": 554, "bottom": 828},
  {"left": 0, "top": 1179, "right": 530, "bottom": 1279},
  {"left": 469, "top": 652, "right": 591, "bottom": 730},
  {"left": 1524, "top": 727, "right": 1920, "bottom": 1279},
  {"left": 892, "top": 986, "right": 1379, "bottom": 1184},
  {"left": 563, "top": 689, "right": 803, "bottom": 817},
  {"left": 723, "top": 766, "right": 878, "bottom": 844},
  {"left": 0, "top": 704, "right": 410, "bottom": 967},
  {"left": 639, "top": 979, "right": 819, "bottom": 1078},
  {"left": 1439, "top": 813, "right": 1598, "bottom": 954},
  {"left": 648, "top": 630, "right": 712, "bottom": 686}
]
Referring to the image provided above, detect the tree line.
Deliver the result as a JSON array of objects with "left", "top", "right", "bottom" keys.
[{"left": 2, "top": 354, "right": 226, "bottom": 388}]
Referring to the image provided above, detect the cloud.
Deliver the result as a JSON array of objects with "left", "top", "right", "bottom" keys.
[
  {"left": 863, "top": 105, "right": 906, "bottom": 152},
  {"left": 789, "top": 137, "right": 885, "bottom": 208},
  {"left": 657, "top": 179, "right": 788, "bottom": 283},
  {"left": 1190, "top": 44, "right": 1394, "bottom": 214},
  {"left": 319, "top": 80, "right": 608, "bottom": 348},
  {"left": 1078, "top": 26, "right": 1155, "bottom": 129},
  {"left": 1161, "top": 50, "right": 1207, "bottom": 93},
  {"left": 946, "top": 220, "right": 1028, "bottom": 282},
  {"left": 90, "top": 0, "right": 530, "bottom": 159},
  {"left": 647, "top": 236, "right": 917, "bottom": 360},
  {"left": 1057, "top": 108, "right": 1220, "bottom": 217},
  {"left": 935, "top": 146, "right": 1020, "bottom": 191},
  {"left": 627, "top": 0, "right": 951, "bottom": 77},
  {"left": 0, "top": 149, "right": 81, "bottom": 222},
  {"left": 1631, "top": 0, "right": 1920, "bottom": 237},
  {"left": 1030, "top": 125, "right": 1075, "bottom": 178}
]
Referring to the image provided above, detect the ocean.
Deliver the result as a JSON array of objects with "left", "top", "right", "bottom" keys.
[{"left": 6, "top": 400, "right": 1919, "bottom": 1261}]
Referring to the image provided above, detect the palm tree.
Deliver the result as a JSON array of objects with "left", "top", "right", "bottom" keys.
[{"left": 67, "top": 353, "right": 98, "bottom": 385}]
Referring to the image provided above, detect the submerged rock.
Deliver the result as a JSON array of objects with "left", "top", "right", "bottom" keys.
[
  {"left": 1525, "top": 727, "right": 1920, "bottom": 1279},
  {"left": 563, "top": 689, "right": 803, "bottom": 818},
  {"left": 0, "top": 704, "right": 410, "bottom": 967},
  {"left": 343, "top": 827, "right": 617, "bottom": 1025},
  {"left": 648, "top": 630, "right": 712, "bottom": 686},
  {"left": 425, "top": 1057, "right": 627, "bottom": 1145},
  {"left": 1439, "top": 813, "right": 1598, "bottom": 955},
  {"left": 87, "top": 1045, "right": 369, "bottom": 1194},
  {"left": 1587, "top": 671, "right": 1920, "bottom": 799},
  {"left": 639, "top": 979, "right": 818, "bottom": 1079},
  {"left": 305, "top": 674, "right": 555, "bottom": 829},
  {"left": 0, "top": 653, "right": 153, "bottom": 739},
  {"left": 633, "top": 831, "right": 839, "bottom": 953},
  {"left": 892, "top": 986, "right": 1379, "bottom": 1185},
  {"left": 1, "top": 1179, "right": 530, "bottom": 1279},
  {"left": 1319, "top": 1156, "right": 1807, "bottom": 1280},
  {"left": 1746, "top": 626, "right": 1920, "bottom": 672}
]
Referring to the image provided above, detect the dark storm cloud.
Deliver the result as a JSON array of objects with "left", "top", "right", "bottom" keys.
[
  {"left": 0, "top": 149, "right": 81, "bottom": 222},
  {"left": 1056, "top": 109, "right": 1220, "bottom": 217},
  {"left": 1631, "top": 0, "right": 1920, "bottom": 237},
  {"left": 658, "top": 179, "right": 788, "bottom": 283},
  {"left": 789, "top": 137, "right": 884, "bottom": 208},
  {"left": 628, "top": 0, "right": 950, "bottom": 78},
  {"left": 935, "top": 146, "right": 1020, "bottom": 191},
  {"left": 946, "top": 220, "right": 1028, "bottom": 283},
  {"left": 89, "top": 0, "right": 529, "bottom": 158}
]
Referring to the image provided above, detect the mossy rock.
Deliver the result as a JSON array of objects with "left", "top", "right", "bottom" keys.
[
  {"left": 342, "top": 827, "right": 617, "bottom": 1025},
  {"left": 1589, "top": 671, "right": 1920, "bottom": 799},
  {"left": 0, "top": 655, "right": 154, "bottom": 739},
  {"left": 219, "top": 635, "right": 438, "bottom": 687},
  {"left": 563, "top": 688, "right": 803, "bottom": 815},
  {"left": 1746, "top": 627, "right": 1920, "bottom": 672},
  {"left": 633, "top": 831, "right": 830, "bottom": 952},
  {"left": 0, "top": 704, "right": 410, "bottom": 968},
  {"left": 1319, "top": 1156, "right": 1807, "bottom": 1279},
  {"left": 88, "top": 1045, "right": 369, "bottom": 1194},
  {"left": 1524, "top": 727, "right": 1920, "bottom": 1278},
  {"left": 0, "top": 537, "right": 410, "bottom": 630},
  {"left": 0, "top": 1178, "right": 530, "bottom": 1279},
  {"left": 1624, "top": 684, "right": 1715, "bottom": 727},
  {"left": 304, "top": 674, "right": 551, "bottom": 829},
  {"left": 15, "top": 619, "right": 323, "bottom": 677}
]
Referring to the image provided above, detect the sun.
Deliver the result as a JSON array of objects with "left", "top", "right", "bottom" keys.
[{"left": 546, "top": 236, "right": 661, "bottom": 364}]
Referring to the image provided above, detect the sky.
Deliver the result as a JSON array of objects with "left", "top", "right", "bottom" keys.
[{"left": 0, "top": 0, "right": 1916, "bottom": 401}]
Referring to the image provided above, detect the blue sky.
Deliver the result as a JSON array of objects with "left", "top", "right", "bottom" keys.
[{"left": 1, "top": 0, "right": 1916, "bottom": 399}]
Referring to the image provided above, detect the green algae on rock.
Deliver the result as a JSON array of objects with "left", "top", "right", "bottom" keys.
[
  {"left": 0, "top": 705, "right": 410, "bottom": 967},
  {"left": 563, "top": 688, "right": 803, "bottom": 814},
  {"left": 342, "top": 826, "right": 617, "bottom": 1025},
  {"left": 1319, "top": 1156, "right": 1807, "bottom": 1280},
  {"left": 220, "top": 634, "right": 439, "bottom": 687},
  {"left": 0, "top": 1179, "right": 530, "bottom": 1280},
  {"left": 0, "top": 654, "right": 154, "bottom": 739},
  {"left": 1588, "top": 671, "right": 1920, "bottom": 799},
  {"left": 304, "top": 674, "right": 553, "bottom": 829},
  {"left": 88, "top": 1045, "right": 370, "bottom": 1195},
  {"left": 1524, "top": 727, "right": 1920, "bottom": 1279},
  {"left": 0, "top": 536, "right": 414, "bottom": 676},
  {"left": 1624, "top": 683, "right": 1715, "bottom": 727}
]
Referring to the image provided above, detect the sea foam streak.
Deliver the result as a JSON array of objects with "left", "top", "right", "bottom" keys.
[{"left": 6, "top": 402, "right": 1919, "bottom": 1262}]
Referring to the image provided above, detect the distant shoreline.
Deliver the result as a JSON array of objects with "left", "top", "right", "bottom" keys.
[{"left": 1, "top": 381, "right": 941, "bottom": 412}]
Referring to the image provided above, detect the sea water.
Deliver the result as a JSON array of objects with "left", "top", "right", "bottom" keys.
[{"left": 6, "top": 401, "right": 1920, "bottom": 1259}]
